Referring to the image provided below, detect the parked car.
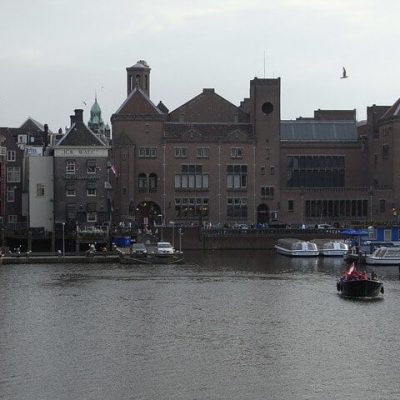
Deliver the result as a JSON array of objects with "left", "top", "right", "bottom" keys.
[
  {"left": 156, "top": 241, "right": 175, "bottom": 255},
  {"left": 131, "top": 243, "right": 148, "bottom": 257},
  {"left": 233, "top": 224, "right": 249, "bottom": 231},
  {"left": 317, "top": 224, "right": 333, "bottom": 230}
]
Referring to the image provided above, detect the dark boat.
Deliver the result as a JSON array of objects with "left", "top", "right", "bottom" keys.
[{"left": 336, "top": 263, "right": 384, "bottom": 298}]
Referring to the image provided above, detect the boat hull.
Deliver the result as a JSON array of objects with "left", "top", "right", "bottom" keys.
[
  {"left": 337, "top": 279, "right": 384, "bottom": 298},
  {"left": 365, "top": 256, "right": 400, "bottom": 265},
  {"left": 274, "top": 245, "right": 319, "bottom": 257}
]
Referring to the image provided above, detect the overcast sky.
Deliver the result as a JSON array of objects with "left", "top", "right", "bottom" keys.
[{"left": 1, "top": 0, "right": 400, "bottom": 131}]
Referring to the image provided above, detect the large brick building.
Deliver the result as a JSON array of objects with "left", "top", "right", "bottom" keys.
[{"left": 111, "top": 60, "right": 400, "bottom": 228}]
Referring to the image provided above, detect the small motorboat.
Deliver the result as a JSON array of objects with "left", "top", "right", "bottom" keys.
[{"left": 336, "top": 263, "right": 384, "bottom": 298}]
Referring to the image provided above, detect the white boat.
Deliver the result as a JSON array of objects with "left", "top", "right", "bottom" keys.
[
  {"left": 275, "top": 238, "right": 319, "bottom": 257},
  {"left": 366, "top": 246, "right": 400, "bottom": 265},
  {"left": 313, "top": 239, "right": 349, "bottom": 256}
]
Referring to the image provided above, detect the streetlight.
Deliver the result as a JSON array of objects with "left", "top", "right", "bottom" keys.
[
  {"left": 169, "top": 221, "right": 175, "bottom": 248},
  {"left": 62, "top": 222, "right": 65, "bottom": 257},
  {"left": 178, "top": 227, "right": 182, "bottom": 253}
]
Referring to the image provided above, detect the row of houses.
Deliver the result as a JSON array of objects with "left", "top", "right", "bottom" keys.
[{"left": 1, "top": 59, "right": 400, "bottom": 246}]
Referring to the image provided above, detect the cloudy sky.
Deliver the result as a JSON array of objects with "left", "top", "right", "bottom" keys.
[{"left": 1, "top": 0, "right": 399, "bottom": 131}]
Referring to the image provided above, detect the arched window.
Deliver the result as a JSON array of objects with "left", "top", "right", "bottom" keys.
[
  {"left": 149, "top": 173, "right": 157, "bottom": 192},
  {"left": 138, "top": 173, "right": 147, "bottom": 192}
]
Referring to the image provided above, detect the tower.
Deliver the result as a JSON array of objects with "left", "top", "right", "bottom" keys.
[{"left": 126, "top": 60, "right": 151, "bottom": 96}]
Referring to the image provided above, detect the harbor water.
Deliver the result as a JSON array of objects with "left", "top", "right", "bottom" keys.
[{"left": 1, "top": 250, "right": 400, "bottom": 400}]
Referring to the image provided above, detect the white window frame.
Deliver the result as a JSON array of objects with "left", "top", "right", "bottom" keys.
[
  {"left": 8, "top": 215, "right": 18, "bottom": 223},
  {"left": 196, "top": 147, "right": 209, "bottom": 158},
  {"left": 87, "top": 188, "right": 97, "bottom": 197},
  {"left": 7, "top": 167, "right": 20, "bottom": 183},
  {"left": 36, "top": 183, "right": 45, "bottom": 197},
  {"left": 87, "top": 211, "right": 97, "bottom": 222},
  {"left": 66, "top": 188, "right": 76, "bottom": 197},
  {"left": 66, "top": 160, "right": 76, "bottom": 174},
  {"left": 230, "top": 147, "right": 243, "bottom": 159},
  {"left": 7, "top": 150, "right": 16, "bottom": 162},
  {"left": 175, "top": 147, "right": 187, "bottom": 158},
  {"left": 7, "top": 187, "right": 15, "bottom": 202}
]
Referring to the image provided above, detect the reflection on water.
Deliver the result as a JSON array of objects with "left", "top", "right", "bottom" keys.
[{"left": 1, "top": 250, "right": 400, "bottom": 400}]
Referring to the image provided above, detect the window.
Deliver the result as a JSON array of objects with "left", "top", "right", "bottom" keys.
[
  {"left": 122, "top": 187, "right": 127, "bottom": 195},
  {"left": 17, "top": 134, "right": 27, "bottom": 144},
  {"left": 227, "top": 198, "right": 247, "bottom": 218},
  {"left": 382, "top": 144, "right": 389, "bottom": 159},
  {"left": 230, "top": 147, "right": 243, "bottom": 158},
  {"left": 7, "top": 150, "right": 16, "bottom": 162},
  {"left": 287, "top": 155, "right": 345, "bottom": 187},
  {"left": 66, "top": 203, "right": 77, "bottom": 220},
  {"left": 66, "top": 160, "right": 76, "bottom": 174},
  {"left": 87, "top": 159, "right": 97, "bottom": 174},
  {"left": 138, "top": 147, "right": 157, "bottom": 158},
  {"left": 36, "top": 184, "right": 45, "bottom": 197},
  {"left": 138, "top": 173, "right": 147, "bottom": 191},
  {"left": 175, "top": 165, "right": 209, "bottom": 189},
  {"left": 288, "top": 200, "right": 294, "bottom": 212},
  {"left": 6, "top": 187, "right": 15, "bottom": 202},
  {"left": 87, "top": 188, "right": 97, "bottom": 196},
  {"left": 8, "top": 215, "right": 17, "bottom": 223},
  {"left": 196, "top": 147, "right": 209, "bottom": 158},
  {"left": 261, "top": 186, "right": 274, "bottom": 198},
  {"left": 175, "top": 197, "right": 209, "bottom": 218},
  {"left": 7, "top": 167, "right": 20, "bottom": 183},
  {"left": 149, "top": 173, "right": 157, "bottom": 192},
  {"left": 87, "top": 211, "right": 97, "bottom": 222},
  {"left": 175, "top": 147, "right": 187, "bottom": 158},
  {"left": 379, "top": 199, "right": 386, "bottom": 213},
  {"left": 260, "top": 166, "right": 265, "bottom": 175},
  {"left": 227, "top": 165, "right": 247, "bottom": 190},
  {"left": 66, "top": 188, "right": 76, "bottom": 197}
]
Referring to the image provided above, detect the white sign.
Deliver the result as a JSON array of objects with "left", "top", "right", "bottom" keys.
[{"left": 54, "top": 148, "right": 109, "bottom": 157}]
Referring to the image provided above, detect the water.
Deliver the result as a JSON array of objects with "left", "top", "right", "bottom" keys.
[{"left": 1, "top": 250, "right": 400, "bottom": 400}]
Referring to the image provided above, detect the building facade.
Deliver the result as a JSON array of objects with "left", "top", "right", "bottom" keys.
[
  {"left": 54, "top": 109, "right": 111, "bottom": 232},
  {"left": 109, "top": 60, "right": 400, "bottom": 228}
]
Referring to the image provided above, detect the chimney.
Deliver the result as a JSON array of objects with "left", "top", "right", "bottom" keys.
[
  {"left": 74, "top": 109, "right": 84, "bottom": 123},
  {"left": 70, "top": 115, "right": 76, "bottom": 127}
]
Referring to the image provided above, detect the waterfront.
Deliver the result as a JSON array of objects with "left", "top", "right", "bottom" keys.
[{"left": 1, "top": 250, "right": 400, "bottom": 400}]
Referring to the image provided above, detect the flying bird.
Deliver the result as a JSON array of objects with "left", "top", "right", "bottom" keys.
[
  {"left": 341, "top": 67, "right": 348, "bottom": 79},
  {"left": 82, "top": 100, "right": 87, "bottom": 106}
]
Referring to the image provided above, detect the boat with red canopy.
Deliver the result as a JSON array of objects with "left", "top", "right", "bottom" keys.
[{"left": 336, "top": 263, "right": 384, "bottom": 298}]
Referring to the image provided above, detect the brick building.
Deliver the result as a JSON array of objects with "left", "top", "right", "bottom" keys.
[
  {"left": 54, "top": 109, "right": 111, "bottom": 232},
  {"left": 111, "top": 59, "right": 400, "bottom": 228}
]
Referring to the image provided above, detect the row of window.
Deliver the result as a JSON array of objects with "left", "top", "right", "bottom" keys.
[
  {"left": 65, "top": 159, "right": 98, "bottom": 174},
  {"left": 138, "top": 146, "right": 245, "bottom": 159},
  {"left": 173, "top": 197, "right": 248, "bottom": 219}
]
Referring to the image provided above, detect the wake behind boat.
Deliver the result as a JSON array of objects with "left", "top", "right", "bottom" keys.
[
  {"left": 275, "top": 238, "right": 319, "bottom": 257},
  {"left": 337, "top": 263, "right": 384, "bottom": 298}
]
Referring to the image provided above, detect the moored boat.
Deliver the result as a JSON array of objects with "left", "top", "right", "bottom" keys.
[
  {"left": 313, "top": 239, "right": 349, "bottom": 256},
  {"left": 337, "top": 263, "right": 384, "bottom": 298},
  {"left": 275, "top": 238, "right": 319, "bottom": 257},
  {"left": 366, "top": 246, "right": 400, "bottom": 265}
]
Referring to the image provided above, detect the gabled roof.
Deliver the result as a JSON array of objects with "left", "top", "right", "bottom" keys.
[
  {"left": 19, "top": 117, "right": 52, "bottom": 133},
  {"left": 168, "top": 88, "right": 249, "bottom": 123},
  {"left": 380, "top": 98, "right": 400, "bottom": 121},
  {"left": 57, "top": 122, "right": 106, "bottom": 147},
  {"left": 114, "top": 86, "right": 162, "bottom": 115},
  {"left": 281, "top": 120, "right": 358, "bottom": 141}
]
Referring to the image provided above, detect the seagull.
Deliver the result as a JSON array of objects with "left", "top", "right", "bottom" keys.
[
  {"left": 82, "top": 100, "right": 87, "bottom": 106},
  {"left": 341, "top": 67, "right": 348, "bottom": 79}
]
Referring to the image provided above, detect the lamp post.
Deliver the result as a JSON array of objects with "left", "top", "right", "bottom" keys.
[
  {"left": 178, "top": 227, "right": 182, "bottom": 252},
  {"left": 170, "top": 221, "right": 175, "bottom": 248},
  {"left": 62, "top": 222, "right": 65, "bottom": 257}
]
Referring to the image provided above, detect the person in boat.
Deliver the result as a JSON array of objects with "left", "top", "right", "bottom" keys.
[{"left": 371, "top": 271, "right": 377, "bottom": 280}]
